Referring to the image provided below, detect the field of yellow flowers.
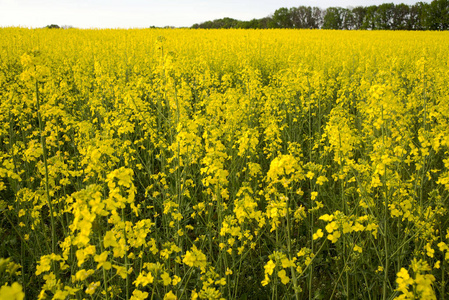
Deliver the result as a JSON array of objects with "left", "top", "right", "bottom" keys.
[{"left": 0, "top": 28, "right": 449, "bottom": 299}]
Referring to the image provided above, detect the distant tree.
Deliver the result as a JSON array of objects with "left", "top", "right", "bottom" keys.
[
  {"left": 259, "top": 17, "right": 272, "bottom": 28},
  {"left": 408, "top": 3, "right": 419, "bottom": 29},
  {"left": 237, "top": 19, "right": 258, "bottom": 29},
  {"left": 352, "top": 6, "right": 366, "bottom": 29},
  {"left": 201, "top": 21, "right": 213, "bottom": 28},
  {"left": 290, "top": 7, "right": 302, "bottom": 28},
  {"left": 289, "top": 6, "right": 312, "bottom": 28},
  {"left": 301, "top": 6, "right": 314, "bottom": 28},
  {"left": 311, "top": 7, "right": 324, "bottom": 28},
  {"left": 237, "top": 17, "right": 271, "bottom": 29},
  {"left": 223, "top": 17, "right": 240, "bottom": 28},
  {"left": 375, "top": 3, "right": 395, "bottom": 29},
  {"left": 46, "top": 24, "right": 60, "bottom": 29},
  {"left": 270, "top": 7, "right": 292, "bottom": 28},
  {"left": 362, "top": 5, "right": 378, "bottom": 29},
  {"left": 392, "top": 4, "right": 410, "bottom": 30},
  {"left": 408, "top": 2, "right": 428, "bottom": 29},
  {"left": 428, "top": 0, "right": 449, "bottom": 30},
  {"left": 342, "top": 8, "right": 356, "bottom": 29},
  {"left": 323, "top": 7, "right": 343, "bottom": 29},
  {"left": 189, "top": 1, "right": 448, "bottom": 31},
  {"left": 193, "top": 18, "right": 240, "bottom": 29}
]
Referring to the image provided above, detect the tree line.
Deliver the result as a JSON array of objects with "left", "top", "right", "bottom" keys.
[{"left": 191, "top": 0, "right": 449, "bottom": 30}]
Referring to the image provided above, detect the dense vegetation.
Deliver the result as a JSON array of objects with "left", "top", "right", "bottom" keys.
[
  {"left": 192, "top": 0, "right": 449, "bottom": 30},
  {"left": 1, "top": 28, "right": 449, "bottom": 299}
]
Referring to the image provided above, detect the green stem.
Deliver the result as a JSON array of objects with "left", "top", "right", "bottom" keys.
[
  {"left": 100, "top": 240, "right": 109, "bottom": 300},
  {"left": 122, "top": 208, "right": 129, "bottom": 300},
  {"left": 2, "top": 210, "right": 35, "bottom": 261},
  {"left": 381, "top": 106, "right": 389, "bottom": 300},
  {"left": 178, "top": 268, "right": 194, "bottom": 300},
  {"left": 286, "top": 195, "right": 300, "bottom": 300},
  {"left": 36, "top": 80, "right": 56, "bottom": 257}
]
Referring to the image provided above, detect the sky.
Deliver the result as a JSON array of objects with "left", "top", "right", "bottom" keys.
[{"left": 0, "top": 0, "right": 428, "bottom": 29}]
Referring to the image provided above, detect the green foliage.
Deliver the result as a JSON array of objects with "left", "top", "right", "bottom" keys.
[
  {"left": 45, "top": 24, "right": 60, "bottom": 29},
  {"left": 428, "top": 0, "right": 449, "bottom": 30},
  {"left": 323, "top": 7, "right": 343, "bottom": 29},
  {"left": 191, "top": 0, "right": 449, "bottom": 31},
  {"left": 270, "top": 8, "right": 293, "bottom": 28}
]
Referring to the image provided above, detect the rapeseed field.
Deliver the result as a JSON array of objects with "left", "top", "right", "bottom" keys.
[{"left": 0, "top": 28, "right": 448, "bottom": 299}]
